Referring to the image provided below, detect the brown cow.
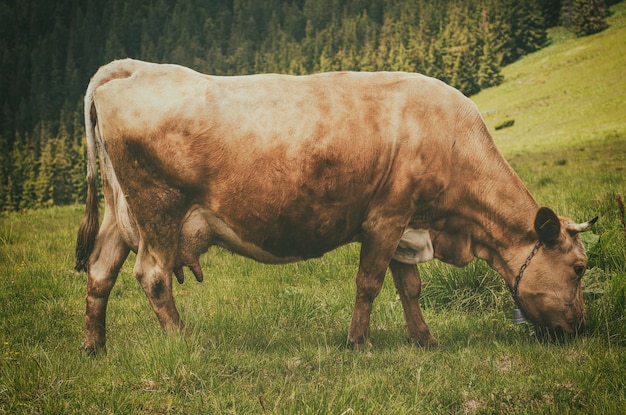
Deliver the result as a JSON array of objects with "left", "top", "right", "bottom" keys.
[{"left": 75, "top": 59, "right": 596, "bottom": 354}]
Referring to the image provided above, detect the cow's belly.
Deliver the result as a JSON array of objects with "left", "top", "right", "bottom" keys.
[
  {"left": 180, "top": 206, "right": 307, "bottom": 264},
  {"left": 179, "top": 206, "right": 434, "bottom": 267}
]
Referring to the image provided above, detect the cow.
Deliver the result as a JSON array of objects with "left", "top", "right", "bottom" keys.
[{"left": 75, "top": 59, "right": 597, "bottom": 354}]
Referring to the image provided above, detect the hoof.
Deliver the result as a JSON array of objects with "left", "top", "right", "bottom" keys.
[
  {"left": 346, "top": 337, "right": 373, "bottom": 352},
  {"left": 411, "top": 335, "right": 439, "bottom": 349},
  {"left": 82, "top": 343, "right": 106, "bottom": 357}
]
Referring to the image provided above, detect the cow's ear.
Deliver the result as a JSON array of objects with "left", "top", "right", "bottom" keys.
[{"left": 534, "top": 207, "right": 561, "bottom": 243}]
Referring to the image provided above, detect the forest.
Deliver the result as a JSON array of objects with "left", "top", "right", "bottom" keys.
[{"left": 0, "top": 0, "right": 615, "bottom": 212}]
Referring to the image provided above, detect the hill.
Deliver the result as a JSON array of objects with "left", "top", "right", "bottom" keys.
[{"left": 473, "top": 2, "right": 626, "bottom": 157}]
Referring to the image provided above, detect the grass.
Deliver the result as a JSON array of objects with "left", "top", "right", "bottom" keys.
[{"left": 1, "top": 4, "right": 625, "bottom": 414}]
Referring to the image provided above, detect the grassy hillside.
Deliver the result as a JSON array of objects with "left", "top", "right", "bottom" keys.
[
  {"left": 0, "top": 4, "right": 625, "bottom": 414},
  {"left": 473, "top": 4, "right": 626, "bottom": 156}
]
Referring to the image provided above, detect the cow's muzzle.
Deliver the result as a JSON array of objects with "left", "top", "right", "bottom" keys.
[{"left": 534, "top": 317, "right": 585, "bottom": 343}]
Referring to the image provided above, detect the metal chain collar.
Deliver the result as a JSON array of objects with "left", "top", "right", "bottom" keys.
[{"left": 510, "top": 241, "right": 543, "bottom": 299}]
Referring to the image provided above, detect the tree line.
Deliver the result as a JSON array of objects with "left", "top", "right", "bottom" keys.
[{"left": 0, "top": 0, "right": 614, "bottom": 212}]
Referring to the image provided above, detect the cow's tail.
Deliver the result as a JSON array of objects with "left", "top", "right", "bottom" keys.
[{"left": 75, "top": 81, "right": 100, "bottom": 272}]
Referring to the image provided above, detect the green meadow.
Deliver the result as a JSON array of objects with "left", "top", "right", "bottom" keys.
[{"left": 1, "top": 4, "right": 625, "bottom": 414}]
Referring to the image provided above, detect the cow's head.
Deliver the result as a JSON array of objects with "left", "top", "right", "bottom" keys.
[{"left": 513, "top": 207, "right": 597, "bottom": 340}]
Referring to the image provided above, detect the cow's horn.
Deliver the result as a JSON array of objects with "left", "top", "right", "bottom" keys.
[{"left": 566, "top": 216, "right": 599, "bottom": 234}]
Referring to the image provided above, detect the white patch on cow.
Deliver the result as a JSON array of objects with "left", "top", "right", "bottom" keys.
[
  {"left": 103, "top": 152, "right": 139, "bottom": 250},
  {"left": 115, "top": 192, "right": 139, "bottom": 250},
  {"left": 393, "top": 228, "right": 434, "bottom": 264}
]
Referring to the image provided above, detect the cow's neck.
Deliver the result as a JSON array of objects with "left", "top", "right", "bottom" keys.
[{"left": 430, "top": 132, "right": 539, "bottom": 287}]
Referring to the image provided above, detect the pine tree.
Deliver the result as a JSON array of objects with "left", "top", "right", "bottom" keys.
[
  {"left": 70, "top": 134, "right": 88, "bottom": 204},
  {"left": 439, "top": 5, "right": 475, "bottom": 89},
  {"left": 51, "top": 125, "right": 74, "bottom": 205},
  {"left": 564, "top": 0, "right": 608, "bottom": 36},
  {"left": 35, "top": 135, "right": 55, "bottom": 207},
  {"left": 20, "top": 158, "right": 38, "bottom": 210},
  {"left": 4, "top": 135, "right": 24, "bottom": 211},
  {"left": 542, "top": 0, "right": 563, "bottom": 27},
  {"left": 477, "top": 41, "right": 503, "bottom": 89},
  {"left": 477, "top": 6, "right": 504, "bottom": 89},
  {"left": 0, "top": 135, "right": 9, "bottom": 212},
  {"left": 103, "top": 30, "right": 126, "bottom": 63},
  {"left": 424, "top": 36, "right": 446, "bottom": 82},
  {"left": 506, "top": 0, "right": 547, "bottom": 63},
  {"left": 8, "top": 134, "right": 38, "bottom": 211},
  {"left": 450, "top": 49, "right": 480, "bottom": 96}
]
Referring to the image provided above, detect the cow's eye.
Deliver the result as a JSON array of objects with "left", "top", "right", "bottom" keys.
[{"left": 574, "top": 265, "right": 586, "bottom": 279}]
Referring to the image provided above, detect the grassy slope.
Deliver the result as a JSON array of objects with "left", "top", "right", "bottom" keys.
[
  {"left": 473, "top": 5, "right": 626, "bottom": 156},
  {"left": 1, "top": 4, "right": 625, "bottom": 414}
]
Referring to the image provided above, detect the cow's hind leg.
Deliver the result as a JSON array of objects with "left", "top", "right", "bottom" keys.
[
  {"left": 84, "top": 214, "right": 130, "bottom": 355},
  {"left": 389, "top": 260, "right": 438, "bottom": 348},
  {"left": 134, "top": 243, "right": 183, "bottom": 333}
]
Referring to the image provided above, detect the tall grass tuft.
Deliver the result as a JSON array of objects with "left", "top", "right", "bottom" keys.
[{"left": 421, "top": 260, "right": 508, "bottom": 313}]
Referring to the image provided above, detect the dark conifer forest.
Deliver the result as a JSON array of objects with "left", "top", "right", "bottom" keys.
[{"left": 0, "top": 0, "right": 615, "bottom": 211}]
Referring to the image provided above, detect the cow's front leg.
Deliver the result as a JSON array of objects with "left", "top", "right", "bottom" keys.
[
  {"left": 84, "top": 217, "right": 130, "bottom": 355},
  {"left": 347, "top": 222, "right": 404, "bottom": 350},
  {"left": 389, "top": 260, "right": 438, "bottom": 348},
  {"left": 347, "top": 266, "right": 387, "bottom": 350},
  {"left": 134, "top": 245, "right": 183, "bottom": 332}
]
